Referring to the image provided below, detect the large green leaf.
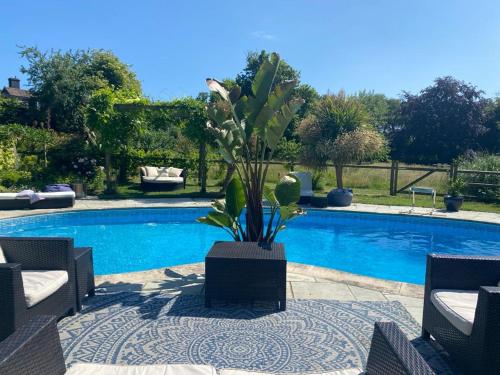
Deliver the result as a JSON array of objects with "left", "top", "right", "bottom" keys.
[
  {"left": 279, "top": 204, "right": 304, "bottom": 221},
  {"left": 251, "top": 53, "right": 280, "bottom": 101},
  {"left": 246, "top": 53, "right": 280, "bottom": 129},
  {"left": 267, "top": 80, "right": 297, "bottom": 112},
  {"left": 196, "top": 216, "right": 223, "bottom": 227},
  {"left": 225, "top": 177, "right": 246, "bottom": 219},
  {"left": 266, "top": 98, "right": 304, "bottom": 151},
  {"left": 263, "top": 185, "right": 278, "bottom": 206},
  {"left": 207, "top": 211, "right": 233, "bottom": 227},
  {"left": 275, "top": 175, "right": 301, "bottom": 206}
]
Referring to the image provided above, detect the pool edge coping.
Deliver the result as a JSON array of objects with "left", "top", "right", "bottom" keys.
[{"left": 94, "top": 261, "right": 424, "bottom": 299}]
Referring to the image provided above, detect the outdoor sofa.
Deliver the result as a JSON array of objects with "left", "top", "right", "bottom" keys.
[
  {"left": 0, "top": 237, "right": 79, "bottom": 341},
  {"left": 140, "top": 166, "right": 187, "bottom": 191},
  {"left": 422, "top": 253, "right": 500, "bottom": 374},
  {"left": 0, "top": 315, "right": 439, "bottom": 375},
  {"left": 0, "top": 191, "right": 75, "bottom": 210}
]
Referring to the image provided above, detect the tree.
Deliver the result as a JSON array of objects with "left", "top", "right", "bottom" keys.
[
  {"left": 481, "top": 97, "right": 500, "bottom": 153},
  {"left": 391, "top": 76, "right": 488, "bottom": 164},
  {"left": 0, "top": 97, "right": 32, "bottom": 125},
  {"left": 20, "top": 47, "right": 141, "bottom": 134},
  {"left": 86, "top": 88, "right": 145, "bottom": 191},
  {"left": 175, "top": 95, "right": 213, "bottom": 193}
]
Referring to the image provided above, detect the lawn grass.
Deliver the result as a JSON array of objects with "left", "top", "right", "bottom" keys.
[{"left": 100, "top": 163, "right": 499, "bottom": 214}]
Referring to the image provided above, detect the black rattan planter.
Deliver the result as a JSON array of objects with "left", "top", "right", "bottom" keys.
[{"left": 205, "top": 241, "right": 287, "bottom": 310}]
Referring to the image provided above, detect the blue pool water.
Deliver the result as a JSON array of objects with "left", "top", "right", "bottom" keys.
[{"left": 0, "top": 208, "right": 498, "bottom": 284}]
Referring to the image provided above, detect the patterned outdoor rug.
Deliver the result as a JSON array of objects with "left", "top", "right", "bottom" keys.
[{"left": 58, "top": 292, "right": 453, "bottom": 374}]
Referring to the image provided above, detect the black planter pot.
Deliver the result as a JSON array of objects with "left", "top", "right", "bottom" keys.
[
  {"left": 205, "top": 241, "right": 287, "bottom": 310},
  {"left": 444, "top": 195, "right": 464, "bottom": 212},
  {"left": 327, "top": 188, "right": 353, "bottom": 207}
]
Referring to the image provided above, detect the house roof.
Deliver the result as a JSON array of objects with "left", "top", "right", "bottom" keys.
[{"left": 2, "top": 86, "right": 32, "bottom": 99}]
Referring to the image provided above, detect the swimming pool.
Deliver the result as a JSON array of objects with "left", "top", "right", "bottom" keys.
[{"left": 0, "top": 208, "right": 498, "bottom": 284}]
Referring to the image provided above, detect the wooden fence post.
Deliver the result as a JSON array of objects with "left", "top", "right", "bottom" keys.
[{"left": 390, "top": 160, "right": 399, "bottom": 195}]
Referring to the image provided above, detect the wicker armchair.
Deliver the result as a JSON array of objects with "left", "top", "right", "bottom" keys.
[
  {"left": 0, "top": 237, "right": 77, "bottom": 341},
  {"left": 0, "top": 317, "right": 439, "bottom": 375},
  {"left": 422, "top": 253, "right": 500, "bottom": 375}
]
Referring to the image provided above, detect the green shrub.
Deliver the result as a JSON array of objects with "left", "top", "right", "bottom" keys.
[
  {"left": 0, "top": 143, "right": 16, "bottom": 170},
  {"left": 459, "top": 154, "right": 499, "bottom": 202},
  {"left": 0, "top": 170, "right": 32, "bottom": 189},
  {"left": 87, "top": 167, "right": 105, "bottom": 194}
]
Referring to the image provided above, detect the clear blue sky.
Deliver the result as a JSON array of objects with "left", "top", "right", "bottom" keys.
[{"left": 2, "top": 0, "right": 499, "bottom": 100}]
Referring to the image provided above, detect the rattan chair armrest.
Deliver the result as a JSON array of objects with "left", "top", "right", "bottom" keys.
[
  {"left": 425, "top": 254, "right": 500, "bottom": 291},
  {"left": 0, "top": 263, "right": 27, "bottom": 331},
  {"left": 471, "top": 286, "right": 500, "bottom": 368},
  {"left": 0, "top": 315, "right": 66, "bottom": 375},
  {"left": 366, "top": 322, "right": 435, "bottom": 375},
  {"left": 0, "top": 237, "right": 75, "bottom": 271}
]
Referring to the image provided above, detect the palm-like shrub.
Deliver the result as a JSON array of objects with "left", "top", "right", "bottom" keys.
[
  {"left": 328, "top": 129, "right": 387, "bottom": 188},
  {"left": 298, "top": 91, "right": 370, "bottom": 167},
  {"left": 298, "top": 92, "right": 386, "bottom": 189},
  {"left": 197, "top": 53, "right": 305, "bottom": 244}
]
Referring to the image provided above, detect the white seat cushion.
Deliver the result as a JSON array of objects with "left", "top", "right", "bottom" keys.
[
  {"left": 290, "top": 172, "right": 313, "bottom": 196},
  {"left": 66, "top": 364, "right": 217, "bottom": 375},
  {"left": 37, "top": 191, "right": 76, "bottom": 199},
  {"left": 431, "top": 289, "right": 478, "bottom": 335},
  {"left": 142, "top": 176, "right": 184, "bottom": 184},
  {"left": 0, "top": 193, "right": 29, "bottom": 200},
  {"left": 22, "top": 270, "right": 68, "bottom": 307},
  {"left": 145, "top": 166, "right": 159, "bottom": 177},
  {"left": 0, "top": 245, "right": 6, "bottom": 263},
  {"left": 168, "top": 167, "right": 183, "bottom": 177},
  {"left": 220, "top": 369, "right": 362, "bottom": 375}
]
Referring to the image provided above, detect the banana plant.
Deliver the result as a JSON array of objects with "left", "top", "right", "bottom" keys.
[
  {"left": 198, "top": 174, "right": 304, "bottom": 243},
  {"left": 199, "top": 52, "right": 305, "bottom": 244}
]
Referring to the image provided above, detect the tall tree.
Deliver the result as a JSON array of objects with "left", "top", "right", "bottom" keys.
[
  {"left": 86, "top": 88, "right": 145, "bottom": 191},
  {"left": 391, "top": 77, "right": 488, "bottom": 164},
  {"left": 20, "top": 47, "right": 141, "bottom": 134},
  {"left": 481, "top": 97, "right": 500, "bottom": 153}
]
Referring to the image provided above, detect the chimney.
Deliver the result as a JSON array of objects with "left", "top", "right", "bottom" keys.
[{"left": 8, "top": 77, "right": 20, "bottom": 89}]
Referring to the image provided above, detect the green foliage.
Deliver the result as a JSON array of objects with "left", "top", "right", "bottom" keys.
[
  {"left": 298, "top": 91, "right": 371, "bottom": 168},
  {"left": 354, "top": 91, "right": 400, "bottom": 135},
  {"left": 274, "top": 175, "right": 301, "bottom": 206},
  {"left": 20, "top": 46, "right": 142, "bottom": 134},
  {"left": 235, "top": 50, "right": 319, "bottom": 140},
  {"left": 459, "top": 154, "right": 499, "bottom": 202},
  {"left": 200, "top": 53, "right": 305, "bottom": 243},
  {"left": 447, "top": 177, "right": 466, "bottom": 197},
  {"left": 391, "top": 77, "right": 488, "bottom": 164},
  {"left": 0, "top": 97, "right": 31, "bottom": 125},
  {"left": 0, "top": 170, "right": 32, "bottom": 189},
  {"left": 197, "top": 178, "right": 245, "bottom": 240},
  {"left": 312, "top": 171, "right": 325, "bottom": 191},
  {"left": 328, "top": 129, "right": 387, "bottom": 166},
  {"left": 275, "top": 139, "right": 302, "bottom": 170},
  {"left": 481, "top": 97, "right": 500, "bottom": 153}
]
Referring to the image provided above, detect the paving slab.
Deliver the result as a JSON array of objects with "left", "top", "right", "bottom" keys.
[{"left": 291, "top": 281, "right": 355, "bottom": 300}]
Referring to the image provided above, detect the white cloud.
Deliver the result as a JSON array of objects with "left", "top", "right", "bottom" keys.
[{"left": 251, "top": 31, "right": 276, "bottom": 41}]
